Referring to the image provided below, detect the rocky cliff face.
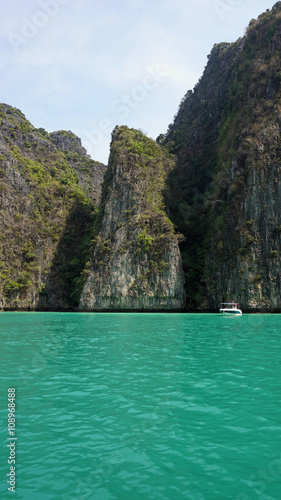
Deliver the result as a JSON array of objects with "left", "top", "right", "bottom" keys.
[
  {"left": 50, "top": 130, "right": 106, "bottom": 204},
  {"left": 2, "top": 3, "right": 281, "bottom": 312},
  {"left": 79, "top": 126, "right": 185, "bottom": 311},
  {"left": 0, "top": 104, "right": 105, "bottom": 310},
  {"left": 163, "top": 1, "right": 281, "bottom": 311}
]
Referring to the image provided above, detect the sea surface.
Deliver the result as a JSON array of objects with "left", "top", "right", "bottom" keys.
[{"left": 0, "top": 312, "right": 281, "bottom": 500}]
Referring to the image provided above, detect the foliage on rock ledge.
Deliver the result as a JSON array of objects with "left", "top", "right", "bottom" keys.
[
  {"left": 80, "top": 126, "right": 185, "bottom": 310},
  {"left": 100, "top": 126, "right": 179, "bottom": 264},
  {"left": 161, "top": 2, "right": 281, "bottom": 310},
  {"left": 0, "top": 104, "right": 105, "bottom": 309}
]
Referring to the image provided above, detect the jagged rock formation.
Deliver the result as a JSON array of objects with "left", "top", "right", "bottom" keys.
[
  {"left": 0, "top": 104, "right": 105, "bottom": 310},
  {"left": 79, "top": 126, "right": 185, "bottom": 311},
  {"left": 163, "top": 1, "right": 281, "bottom": 311},
  {"left": 50, "top": 130, "right": 106, "bottom": 204},
  {"left": 2, "top": 3, "right": 281, "bottom": 312}
]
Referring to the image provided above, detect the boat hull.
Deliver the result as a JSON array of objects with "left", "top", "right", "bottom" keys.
[{"left": 220, "top": 308, "right": 242, "bottom": 315}]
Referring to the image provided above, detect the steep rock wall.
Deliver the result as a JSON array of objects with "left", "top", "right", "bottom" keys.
[
  {"left": 50, "top": 130, "right": 106, "bottom": 204},
  {"left": 164, "top": 2, "right": 281, "bottom": 311},
  {"left": 206, "top": 3, "right": 281, "bottom": 310},
  {"left": 80, "top": 126, "right": 185, "bottom": 311},
  {"left": 0, "top": 104, "right": 105, "bottom": 310}
]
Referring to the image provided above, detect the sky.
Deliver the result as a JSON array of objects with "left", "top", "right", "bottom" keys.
[{"left": 0, "top": 0, "right": 275, "bottom": 164}]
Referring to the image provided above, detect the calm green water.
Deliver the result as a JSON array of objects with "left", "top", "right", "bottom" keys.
[{"left": 0, "top": 313, "right": 281, "bottom": 500}]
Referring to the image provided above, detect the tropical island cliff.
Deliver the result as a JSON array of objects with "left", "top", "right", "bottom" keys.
[{"left": 1, "top": 2, "right": 281, "bottom": 311}]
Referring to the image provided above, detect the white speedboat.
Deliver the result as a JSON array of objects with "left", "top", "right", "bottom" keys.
[{"left": 219, "top": 302, "right": 242, "bottom": 315}]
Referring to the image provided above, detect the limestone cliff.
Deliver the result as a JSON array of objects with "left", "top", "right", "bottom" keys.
[
  {"left": 49, "top": 130, "right": 106, "bottom": 204},
  {"left": 79, "top": 126, "right": 185, "bottom": 311},
  {"left": 0, "top": 104, "right": 105, "bottom": 310},
  {"left": 2, "top": 3, "right": 281, "bottom": 312},
  {"left": 163, "top": 1, "right": 281, "bottom": 311}
]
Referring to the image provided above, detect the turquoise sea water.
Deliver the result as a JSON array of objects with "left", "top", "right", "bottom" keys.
[{"left": 0, "top": 312, "right": 281, "bottom": 500}]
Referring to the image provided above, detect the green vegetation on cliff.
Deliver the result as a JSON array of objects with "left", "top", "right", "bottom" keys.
[
  {"left": 2, "top": 3, "right": 281, "bottom": 311},
  {"left": 0, "top": 104, "right": 105, "bottom": 310},
  {"left": 80, "top": 126, "right": 185, "bottom": 311},
  {"left": 162, "top": 1, "right": 281, "bottom": 310},
  {"left": 101, "top": 126, "right": 179, "bottom": 268}
]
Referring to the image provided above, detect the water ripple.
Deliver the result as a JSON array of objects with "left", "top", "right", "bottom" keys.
[{"left": 0, "top": 313, "right": 281, "bottom": 499}]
